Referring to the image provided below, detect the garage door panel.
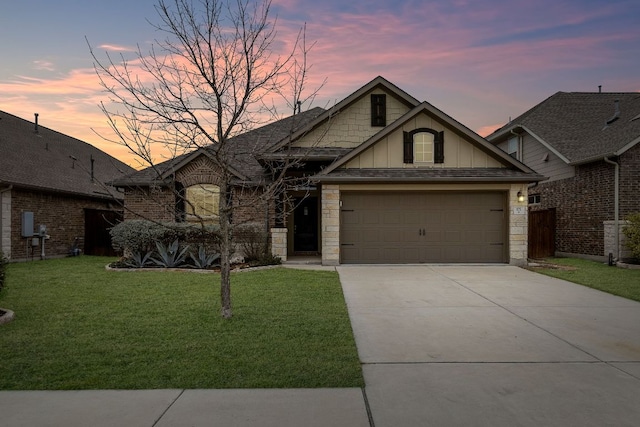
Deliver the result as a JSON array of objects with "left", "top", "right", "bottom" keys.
[
  {"left": 382, "top": 212, "right": 401, "bottom": 225},
  {"left": 340, "top": 192, "right": 507, "bottom": 264},
  {"left": 362, "top": 211, "right": 380, "bottom": 224},
  {"left": 444, "top": 231, "right": 461, "bottom": 242}
]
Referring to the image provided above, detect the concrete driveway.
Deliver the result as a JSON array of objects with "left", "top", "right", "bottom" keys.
[{"left": 337, "top": 265, "right": 640, "bottom": 427}]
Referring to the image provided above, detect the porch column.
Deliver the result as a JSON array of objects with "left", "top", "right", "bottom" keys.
[
  {"left": 270, "top": 228, "right": 287, "bottom": 262},
  {"left": 321, "top": 185, "right": 340, "bottom": 266},
  {"left": 509, "top": 185, "right": 528, "bottom": 266}
]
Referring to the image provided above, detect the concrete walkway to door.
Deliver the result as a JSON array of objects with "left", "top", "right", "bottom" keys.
[{"left": 337, "top": 265, "right": 640, "bottom": 427}]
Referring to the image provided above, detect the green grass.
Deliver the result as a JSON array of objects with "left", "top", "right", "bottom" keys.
[
  {"left": 532, "top": 257, "right": 640, "bottom": 302},
  {"left": 0, "top": 257, "right": 363, "bottom": 390}
]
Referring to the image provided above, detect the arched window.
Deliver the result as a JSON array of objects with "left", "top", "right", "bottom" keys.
[
  {"left": 185, "top": 184, "right": 220, "bottom": 224},
  {"left": 403, "top": 128, "right": 445, "bottom": 164},
  {"left": 414, "top": 132, "right": 434, "bottom": 163}
]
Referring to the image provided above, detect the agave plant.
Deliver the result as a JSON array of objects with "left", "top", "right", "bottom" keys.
[
  {"left": 151, "top": 239, "right": 190, "bottom": 268},
  {"left": 124, "top": 250, "right": 154, "bottom": 268},
  {"left": 190, "top": 245, "right": 221, "bottom": 269}
]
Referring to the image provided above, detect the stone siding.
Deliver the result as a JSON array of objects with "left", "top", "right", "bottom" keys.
[
  {"left": 604, "top": 220, "right": 634, "bottom": 262},
  {"left": 270, "top": 228, "right": 287, "bottom": 261},
  {"left": 321, "top": 185, "right": 340, "bottom": 265},
  {"left": 509, "top": 185, "right": 528, "bottom": 265}
]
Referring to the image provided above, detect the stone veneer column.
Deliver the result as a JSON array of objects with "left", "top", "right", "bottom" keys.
[
  {"left": 270, "top": 228, "right": 287, "bottom": 262},
  {"left": 321, "top": 185, "right": 340, "bottom": 266},
  {"left": 509, "top": 185, "right": 528, "bottom": 266},
  {"left": 604, "top": 220, "right": 632, "bottom": 262}
]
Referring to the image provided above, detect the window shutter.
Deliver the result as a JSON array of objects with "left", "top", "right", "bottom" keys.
[
  {"left": 434, "top": 131, "right": 445, "bottom": 163},
  {"left": 371, "top": 94, "right": 386, "bottom": 127},
  {"left": 403, "top": 131, "right": 413, "bottom": 163}
]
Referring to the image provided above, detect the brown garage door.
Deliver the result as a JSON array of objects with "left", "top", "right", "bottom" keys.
[{"left": 340, "top": 192, "right": 507, "bottom": 264}]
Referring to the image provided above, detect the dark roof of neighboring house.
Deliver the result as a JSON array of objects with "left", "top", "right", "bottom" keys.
[
  {"left": 113, "top": 107, "right": 326, "bottom": 187},
  {"left": 317, "top": 168, "right": 540, "bottom": 183},
  {"left": 0, "top": 110, "right": 135, "bottom": 200},
  {"left": 487, "top": 92, "right": 640, "bottom": 164}
]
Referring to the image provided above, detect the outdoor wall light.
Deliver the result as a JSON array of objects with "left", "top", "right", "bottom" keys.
[{"left": 517, "top": 191, "right": 525, "bottom": 203}]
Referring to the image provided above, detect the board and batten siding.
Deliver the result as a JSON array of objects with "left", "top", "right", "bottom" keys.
[{"left": 344, "top": 112, "right": 505, "bottom": 169}]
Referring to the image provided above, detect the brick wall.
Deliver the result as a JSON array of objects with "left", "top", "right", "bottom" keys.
[
  {"left": 233, "top": 186, "right": 273, "bottom": 228},
  {"left": 124, "top": 186, "right": 176, "bottom": 222},
  {"left": 10, "top": 188, "right": 117, "bottom": 260},
  {"left": 123, "top": 184, "right": 272, "bottom": 230},
  {"left": 529, "top": 160, "right": 615, "bottom": 257},
  {"left": 620, "top": 143, "right": 640, "bottom": 218}
]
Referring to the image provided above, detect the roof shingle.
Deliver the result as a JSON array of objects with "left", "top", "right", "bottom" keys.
[
  {"left": 0, "top": 111, "right": 135, "bottom": 199},
  {"left": 489, "top": 92, "right": 640, "bottom": 164}
]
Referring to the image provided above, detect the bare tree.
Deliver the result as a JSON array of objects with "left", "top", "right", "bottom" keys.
[{"left": 89, "top": 0, "right": 322, "bottom": 318}]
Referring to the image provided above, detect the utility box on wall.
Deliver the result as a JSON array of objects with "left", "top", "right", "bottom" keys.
[{"left": 22, "top": 211, "right": 34, "bottom": 237}]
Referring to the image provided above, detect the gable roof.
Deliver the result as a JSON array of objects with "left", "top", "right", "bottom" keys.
[
  {"left": 319, "top": 101, "right": 541, "bottom": 179},
  {"left": 487, "top": 92, "right": 640, "bottom": 164},
  {"left": 0, "top": 110, "right": 135, "bottom": 200},
  {"left": 266, "top": 76, "right": 420, "bottom": 153},
  {"left": 112, "top": 107, "right": 325, "bottom": 187}
]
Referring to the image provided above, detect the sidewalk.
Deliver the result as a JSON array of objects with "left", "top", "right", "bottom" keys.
[{"left": 0, "top": 388, "right": 371, "bottom": 427}]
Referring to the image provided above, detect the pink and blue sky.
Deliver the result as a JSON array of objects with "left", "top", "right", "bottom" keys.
[{"left": 1, "top": 0, "right": 639, "bottom": 167}]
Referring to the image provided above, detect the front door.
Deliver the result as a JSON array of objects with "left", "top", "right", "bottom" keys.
[{"left": 293, "top": 197, "right": 318, "bottom": 252}]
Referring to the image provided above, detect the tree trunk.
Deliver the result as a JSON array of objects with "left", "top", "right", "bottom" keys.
[{"left": 219, "top": 182, "right": 233, "bottom": 319}]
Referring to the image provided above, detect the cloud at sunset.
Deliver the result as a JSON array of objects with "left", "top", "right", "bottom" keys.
[
  {"left": 33, "top": 60, "right": 56, "bottom": 72},
  {"left": 1, "top": 0, "right": 638, "bottom": 167},
  {"left": 97, "top": 44, "right": 137, "bottom": 52}
]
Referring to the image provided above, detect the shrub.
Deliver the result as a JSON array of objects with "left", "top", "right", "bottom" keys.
[
  {"left": 623, "top": 213, "right": 640, "bottom": 260},
  {"left": 249, "top": 253, "right": 282, "bottom": 267},
  {"left": 0, "top": 251, "right": 7, "bottom": 292},
  {"left": 236, "top": 222, "right": 268, "bottom": 262},
  {"left": 110, "top": 220, "right": 221, "bottom": 255}
]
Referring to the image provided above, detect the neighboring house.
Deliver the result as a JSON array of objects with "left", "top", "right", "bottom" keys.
[
  {"left": 487, "top": 91, "right": 640, "bottom": 262},
  {"left": 0, "top": 111, "right": 135, "bottom": 260},
  {"left": 114, "top": 76, "right": 543, "bottom": 265}
]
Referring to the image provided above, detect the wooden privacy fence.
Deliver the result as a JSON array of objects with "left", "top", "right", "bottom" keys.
[{"left": 528, "top": 208, "right": 556, "bottom": 259}]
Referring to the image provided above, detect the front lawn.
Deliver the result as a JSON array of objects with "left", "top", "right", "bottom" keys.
[
  {"left": 0, "top": 257, "right": 363, "bottom": 390},
  {"left": 531, "top": 258, "right": 640, "bottom": 302}
]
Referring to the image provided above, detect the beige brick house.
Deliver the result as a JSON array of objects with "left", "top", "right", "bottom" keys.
[{"left": 114, "top": 77, "right": 543, "bottom": 265}]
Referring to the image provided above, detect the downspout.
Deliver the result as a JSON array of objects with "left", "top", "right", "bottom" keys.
[{"left": 603, "top": 156, "right": 619, "bottom": 263}]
